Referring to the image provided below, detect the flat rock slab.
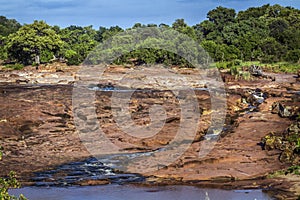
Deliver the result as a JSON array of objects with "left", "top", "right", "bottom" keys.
[{"left": 0, "top": 66, "right": 298, "bottom": 188}]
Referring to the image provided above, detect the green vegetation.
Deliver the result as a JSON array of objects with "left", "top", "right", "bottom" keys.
[
  {"left": 262, "top": 121, "right": 300, "bottom": 164},
  {"left": 4, "top": 64, "right": 24, "bottom": 70},
  {"left": 267, "top": 165, "right": 300, "bottom": 179},
  {"left": 0, "top": 4, "right": 299, "bottom": 68},
  {"left": 6, "top": 21, "right": 63, "bottom": 65},
  {"left": 0, "top": 147, "right": 26, "bottom": 200},
  {"left": 85, "top": 27, "right": 210, "bottom": 67},
  {"left": 215, "top": 60, "right": 300, "bottom": 73}
]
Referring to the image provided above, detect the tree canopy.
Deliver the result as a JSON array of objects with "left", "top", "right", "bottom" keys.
[
  {"left": 6, "top": 21, "right": 63, "bottom": 65},
  {"left": 0, "top": 4, "right": 300, "bottom": 66}
]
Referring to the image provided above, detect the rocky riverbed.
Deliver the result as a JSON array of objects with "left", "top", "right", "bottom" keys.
[{"left": 0, "top": 64, "right": 299, "bottom": 199}]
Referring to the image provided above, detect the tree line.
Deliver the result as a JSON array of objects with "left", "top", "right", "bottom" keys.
[{"left": 0, "top": 4, "right": 300, "bottom": 67}]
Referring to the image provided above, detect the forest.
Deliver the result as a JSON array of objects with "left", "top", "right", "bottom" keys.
[{"left": 0, "top": 4, "right": 300, "bottom": 68}]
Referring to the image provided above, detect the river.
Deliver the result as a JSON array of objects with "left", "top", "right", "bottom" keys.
[
  {"left": 9, "top": 157, "right": 274, "bottom": 200},
  {"left": 10, "top": 185, "right": 273, "bottom": 200}
]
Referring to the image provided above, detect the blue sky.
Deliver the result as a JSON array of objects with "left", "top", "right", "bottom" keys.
[{"left": 1, "top": 0, "right": 300, "bottom": 28}]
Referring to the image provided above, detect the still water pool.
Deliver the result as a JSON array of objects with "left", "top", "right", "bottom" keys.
[{"left": 10, "top": 185, "right": 273, "bottom": 200}]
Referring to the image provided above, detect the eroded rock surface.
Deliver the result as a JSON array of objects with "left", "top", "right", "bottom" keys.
[{"left": 0, "top": 66, "right": 299, "bottom": 195}]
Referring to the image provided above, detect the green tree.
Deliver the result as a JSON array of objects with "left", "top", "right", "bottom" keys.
[
  {"left": 6, "top": 20, "right": 63, "bottom": 65},
  {"left": 237, "top": 4, "right": 270, "bottom": 20},
  {"left": 285, "top": 49, "right": 300, "bottom": 63},
  {"left": 260, "top": 37, "right": 286, "bottom": 63},
  {"left": 0, "top": 16, "right": 21, "bottom": 60},
  {"left": 172, "top": 19, "right": 196, "bottom": 39},
  {"left": 96, "top": 26, "right": 123, "bottom": 42},
  {"left": 59, "top": 25, "right": 98, "bottom": 65},
  {"left": 0, "top": 16, "right": 21, "bottom": 37},
  {"left": 0, "top": 36, "right": 8, "bottom": 60},
  {"left": 207, "top": 6, "right": 236, "bottom": 31},
  {"left": 201, "top": 40, "right": 217, "bottom": 59},
  {"left": 269, "top": 18, "right": 289, "bottom": 43}
]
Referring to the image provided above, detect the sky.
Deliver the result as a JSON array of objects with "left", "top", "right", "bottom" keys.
[{"left": 1, "top": 0, "right": 300, "bottom": 29}]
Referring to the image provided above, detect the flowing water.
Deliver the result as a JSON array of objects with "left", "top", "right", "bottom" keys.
[{"left": 9, "top": 157, "right": 274, "bottom": 200}]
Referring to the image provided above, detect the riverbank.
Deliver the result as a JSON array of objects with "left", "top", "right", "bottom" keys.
[{"left": 0, "top": 64, "right": 299, "bottom": 199}]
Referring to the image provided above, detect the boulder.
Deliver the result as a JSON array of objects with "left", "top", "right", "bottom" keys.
[
  {"left": 249, "top": 65, "right": 263, "bottom": 76},
  {"left": 272, "top": 101, "right": 300, "bottom": 118},
  {"left": 246, "top": 89, "right": 267, "bottom": 107}
]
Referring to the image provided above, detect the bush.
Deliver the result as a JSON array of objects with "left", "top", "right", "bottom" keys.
[
  {"left": 4, "top": 63, "right": 24, "bottom": 70},
  {"left": 215, "top": 62, "right": 228, "bottom": 69},
  {"left": 230, "top": 66, "right": 239, "bottom": 76},
  {"left": 240, "top": 71, "right": 251, "bottom": 81},
  {"left": 40, "top": 50, "right": 54, "bottom": 63},
  {"left": 261, "top": 55, "right": 279, "bottom": 64},
  {"left": 285, "top": 49, "right": 300, "bottom": 63},
  {"left": 286, "top": 165, "right": 300, "bottom": 175},
  {"left": 262, "top": 121, "right": 300, "bottom": 164},
  {"left": 276, "top": 63, "right": 300, "bottom": 73},
  {"left": 233, "top": 59, "right": 242, "bottom": 66},
  {"left": 64, "top": 49, "right": 81, "bottom": 65}
]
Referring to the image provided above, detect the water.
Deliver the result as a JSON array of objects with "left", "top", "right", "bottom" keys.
[
  {"left": 10, "top": 157, "right": 274, "bottom": 200},
  {"left": 10, "top": 185, "right": 273, "bottom": 200},
  {"left": 87, "top": 84, "right": 209, "bottom": 92},
  {"left": 29, "top": 157, "right": 144, "bottom": 187}
]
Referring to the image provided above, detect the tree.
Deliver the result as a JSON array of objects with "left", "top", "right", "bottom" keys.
[
  {"left": 6, "top": 21, "right": 63, "bottom": 65},
  {"left": 172, "top": 19, "right": 196, "bottom": 39},
  {"left": 260, "top": 37, "right": 286, "bottom": 63},
  {"left": 269, "top": 18, "right": 289, "bottom": 43},
  {"left": 207, "top": 6, "right": 236, "bottom": 31},
  {"left": 132, "top": 23, "right": 143, "bottom": 29},
  {"left": 172, "top": 19, "right": 187, "bottom": 30},
  {"left": 96, "top": 26, "right": 123, "bottom": 42},
  {"left": 201, "top": 40, "right": 217, "bottom": 59},
  {"left": 159, "top": 23, "right": 170, "bottom": 28},
  {"left": 194, "top": 20, "right": 218, "bottom": 41},
  {"left": 237, "top": 4, "right": 270, "bottom": 20},
  {"left": 0, "top": 16, "right": 21, "bottom": 37},
  {"left": 59, "top": 25, "right": 98, "bottom": 65},
  {"left": 0, "top": 36, "right": 7, "bottom": 60},
  {"left": 285, "top": 49, "right": 300, "bottom": 63},
  {"left": 0, "top": 16, "right": 21, "bottom": 60}
]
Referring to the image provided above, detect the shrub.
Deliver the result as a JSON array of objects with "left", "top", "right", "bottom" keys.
[
  {"left": 230, "top": 66, "right": 239, "bottom": 76},
  {"left": 40, "top": 50, "right": 54, "bottom": 63},
  {"left": 64, "top": 49, "right": 81, "bottom": 65},
  {"left": 233, "top": 59, "right": 242, "bottom": 66},
  {"left": 215, "top": 62, "right": 228, "bottom": 69},
  {"left": 240, "top": 71, "right": 251, "bottom": 81},
  {"left": 286, "top": 165, "right": 300, "bottom": 175},
  {"left": 261, "top": 55, "right": 279, "bottom": 64},
  {"left": 4, "top": 63, "right": 24, "bottom": 70},
  {"left": 285, "top": 49, "right": 300, "bottom": 63}
]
